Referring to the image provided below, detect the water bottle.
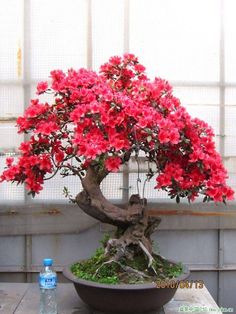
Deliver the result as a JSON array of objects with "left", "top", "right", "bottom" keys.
[{"left": 39, "top": 258, "right": 57, "bottom": 314}]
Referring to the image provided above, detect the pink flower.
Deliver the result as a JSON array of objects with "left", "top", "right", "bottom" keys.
[
  {"left": 168, "top": 130, "right": 180, "bottom": 144},
  {"left": 158, "top": 130, "right": 169, "bottom": 143},
  {"left": 36, "top": 81, "right": 48, "bottom": 94},
  {"left": 25, "top": 178, "right": 43, "bottom": 194},
  {"left": 223, "top": 187, "right": 235, "bottom": 200},
  {"left": 16, "top": 116, "right": 31, "bottom": 133},
  {"left": 105, "top": 156, "right": 121, "bottom": 172},
  {"left": 155, "top": 173, "right": 171, "bottom": 188},
  {"left": 19, "top": 142, "right": 31, "bottom": 154},
  {"left": 123, "top": 53, "right": 138, "bottom": 63},
  {"left": 1, "top": 165, "right": 20, "bottom": 181},
  {"left": 134, "top": 64, "right": 145, "bottom": 73},
  {"left": 109, "top": 56, "right": 121, "bottom": 65},
  {"left": 0, "top": 53, "right": 233, "bottom": 203},
  {"left": 39, "top": 155, "right": 52, "bottom": 172},
  {"left": 6, "top": 157, "right": 14, "bottom": 167},
  {"left": 36, "top": 122, "right": 59, "bottom": 135},
  {"left": 55, "top": 151, "right": 64, "bottom": 163}
]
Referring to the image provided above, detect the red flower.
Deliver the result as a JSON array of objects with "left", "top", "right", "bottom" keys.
[
  {"left": 25, "top": 102, "right": 47, "bottom": 118},
  {"left": 6, "top": 157, "right": 14, "bottom": 167},
  {"left": 105, "top": 156, "right": 121, "bottom": 172},
  {"left": 36, "top": 81, "right": 48, "bottom": 94},
  {"left": 55, "top": 151, "right": 64, "bottom": 164},
  {"left": 109, "top": 56, "right": 121, "bottom": 66},
  {"left": 36, "top": 122, "right": 59, "bottom": 135},
  {"left": 39, "top": 155, "right": 52, "bottom": 172},
  {"left": 19, "top": 142, "right": 31, "bottom": 154},
  {"left": 134, "top": 64, "right": 145, "bottom": 73},
  {"left": 0, "top": 53, "right": 233, "bottom": 203}
]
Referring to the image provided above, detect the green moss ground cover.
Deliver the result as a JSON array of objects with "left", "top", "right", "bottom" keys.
[{"left": 71, "top": 246, "right": 183, "bottom": 285}]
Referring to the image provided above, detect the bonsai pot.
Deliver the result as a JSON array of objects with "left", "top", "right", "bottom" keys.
[{"left": 63, "top": 260, "right": 190, "bottom": 314}]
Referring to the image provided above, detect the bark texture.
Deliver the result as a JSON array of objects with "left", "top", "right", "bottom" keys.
[
  {"left": 75, "top": 166, "right": 144, "bottom": 227},
  {"left": 75, "top": 165, "right": 161, "bottom": 259}
]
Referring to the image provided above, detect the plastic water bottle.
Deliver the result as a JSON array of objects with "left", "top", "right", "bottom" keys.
[{"left": 39, "top": 258, "right": 57, "bottom": 314}]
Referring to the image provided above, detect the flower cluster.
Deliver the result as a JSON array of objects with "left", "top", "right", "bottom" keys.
[{"left": 0, "top": 53, "right": 234, "bottom": 203}]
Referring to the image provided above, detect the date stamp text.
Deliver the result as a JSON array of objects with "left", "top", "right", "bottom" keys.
[{"left": 156, "top": 280, "right": 204, "bottom": 289}]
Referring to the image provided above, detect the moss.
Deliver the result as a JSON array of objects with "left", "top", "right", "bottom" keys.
[
  {"left": 71, "top": 246, "right": 183, "bottom": 285},
  {"left": 71, "top": 247, "right": 120, "bottom": 284}
]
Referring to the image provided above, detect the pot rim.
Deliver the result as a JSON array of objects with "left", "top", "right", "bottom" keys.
[{"left": 63, "top": 258, "right": 190, "bottom": 290}]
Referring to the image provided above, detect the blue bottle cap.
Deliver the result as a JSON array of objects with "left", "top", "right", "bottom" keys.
[{"left": 43, "top": 258, "right": 53, "bottom": 266}]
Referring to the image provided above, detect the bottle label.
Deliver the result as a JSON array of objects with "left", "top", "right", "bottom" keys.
[{"left": 39, "top": 274, "right": 57, "bottom": 289}]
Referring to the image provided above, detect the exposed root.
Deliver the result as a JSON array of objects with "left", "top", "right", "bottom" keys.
[
  {"left": 95, "top": 259, "right": 150, "bottom": 280},
  {"left": 104, "top": 237, "right": 158, "bottom": 277},
  {"left": 138, "top": 240, "right": 157, "bottom": 275},
  {"left": 138, "top": 240, "right": 154, "bottom": 267},
  {"left": 102, "top": 215, "right": 162, "bottom": 278},
  {"left": 118, "top": 263, "right": 149, "bottom": 279},
  {"left": 95, "top": 259, "right": 117, "bottom": 277}
]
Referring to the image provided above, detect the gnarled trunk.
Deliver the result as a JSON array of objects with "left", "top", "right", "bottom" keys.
[{"left": 75, "top": 165, "right": 161, "bottom": 262}]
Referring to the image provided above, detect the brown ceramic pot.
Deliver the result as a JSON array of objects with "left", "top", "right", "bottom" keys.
[{"left": 63, "top": 259, "right": 190, "bottom": 314}]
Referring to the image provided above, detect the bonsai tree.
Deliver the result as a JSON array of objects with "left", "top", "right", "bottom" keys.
[{"left": 1, "top": 53, "right": 234, "bottom": 280}]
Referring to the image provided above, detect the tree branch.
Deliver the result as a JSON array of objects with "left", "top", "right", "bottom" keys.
[{"left": 75, "top": 166, "right": 143, "bottom": 227}]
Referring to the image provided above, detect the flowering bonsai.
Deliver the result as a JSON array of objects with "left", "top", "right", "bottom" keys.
[{"left": 1, "top": 54, "right": 234, "bottom": 283}]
